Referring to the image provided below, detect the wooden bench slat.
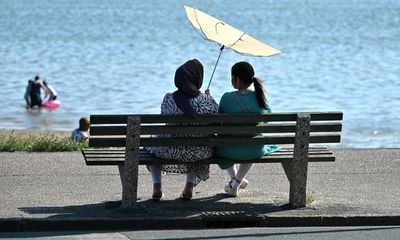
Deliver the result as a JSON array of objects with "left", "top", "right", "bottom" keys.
[
  {"left": 90, "top": 112, "right": 343, "bottom": 124},
  {"left": 82, "top": 147, "right": 332, "bottom": 156},
  {"left": 83, "top": 151, "right": 333, "bottom": 160},
  {"left": 90, "top": 122, "right": 342, "bottom": 136},
  {"left": 85, "top": 152, "right": 333, "bottom": 162},
  {"left": 81, "top": 146, "right": 330, "bottom": 153},
  {"left": 88, "top": 134, "right": 341, "bottom": 148},
  {"left": 83, "top": 152, "right": 325, "bottom": 159},
  {"left": 84, "top": 153, "right": 335, "bottom": 166},
  {"left": 82, "top": 148, "right": 334, "bottom": 163}
]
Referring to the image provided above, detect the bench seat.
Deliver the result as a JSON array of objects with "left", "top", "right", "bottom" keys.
[{"left": 82, "top": 147, "right": 335, "bottom": 166}]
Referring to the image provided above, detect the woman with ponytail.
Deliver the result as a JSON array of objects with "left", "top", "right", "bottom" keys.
[{"left": 215, "top": 61, "right": 280, "bottom": 197}]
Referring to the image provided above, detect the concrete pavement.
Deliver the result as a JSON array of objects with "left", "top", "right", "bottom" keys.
[{"left": 0, "top": 149, "right": 399, "bottom": 231}]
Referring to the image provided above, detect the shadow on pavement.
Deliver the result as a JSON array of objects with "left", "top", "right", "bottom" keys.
[{"left": 18, "top": 193, "right": 286, "bottom": 220}]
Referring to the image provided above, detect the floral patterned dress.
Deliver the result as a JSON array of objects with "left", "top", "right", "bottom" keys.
[{"left": 146, "top": 93, "right": 219, "bottom": 185}]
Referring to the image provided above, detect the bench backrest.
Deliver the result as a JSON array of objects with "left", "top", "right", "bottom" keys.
[{"left": 88, "top": 112, "right": 343, "bottom": 148}]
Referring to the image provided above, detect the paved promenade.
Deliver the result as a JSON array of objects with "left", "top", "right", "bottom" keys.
[{"left": 0, "top": 149, "right": 399, "bottom": 231}]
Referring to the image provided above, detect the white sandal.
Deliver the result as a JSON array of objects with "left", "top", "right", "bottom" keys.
[
  {"left": 239, "top": 179, "right": 249, "bottom": 189},
  {"left": 226, "top": 179, "right": 249, "bottom": 189},
  {"left": 224, "top": 182, "right": 239, "bottom": 197}
]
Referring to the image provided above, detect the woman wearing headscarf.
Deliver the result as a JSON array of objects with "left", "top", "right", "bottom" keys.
[{"left": 146, "top": 59, "right": 219, "bottom": 200}]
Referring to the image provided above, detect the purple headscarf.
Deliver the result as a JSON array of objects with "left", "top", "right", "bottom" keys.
[{"left": 172, "top": 59, "right": 204, "bottom": 117}]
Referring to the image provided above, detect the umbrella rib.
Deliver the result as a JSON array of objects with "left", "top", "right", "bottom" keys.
[
  {"left": 192, "top": 8, "right": 208, "bottom": 40},
  {"left": 226, "top": 32, "right": 246, "bottom": 48}
]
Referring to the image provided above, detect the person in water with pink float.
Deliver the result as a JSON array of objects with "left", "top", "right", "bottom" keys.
[
  {"left": 27, "top": 75, "right": 46, "bottom": 109},
  {"left": 43, "top": 80, "right": 58, "bottom": 101},
  {"left": 26, "top": 74, "right": 60, "bottom": 110},
  {"left": 42, "top": 79, "right": 60, "bottom": 109}
]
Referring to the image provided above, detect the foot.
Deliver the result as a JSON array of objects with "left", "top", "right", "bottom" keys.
[
  {"left": 239, "top": 178, "right": 249, "bottom": 189},
  {"left": 227, "top": 178, "right": 249, "bottom": 189},
  {"left": 152, "top": 183, "right": 163, "bottom": 201},
  {"left": 224, "top": 181, "right": 239, "bottom": 197},
  {"left": 180, "top": 182, "right": 194, "bottom": 200}
]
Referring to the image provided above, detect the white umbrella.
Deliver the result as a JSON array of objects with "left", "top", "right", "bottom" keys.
[{"left": 184, "top": 5, "right": 281, "bottom": 89}]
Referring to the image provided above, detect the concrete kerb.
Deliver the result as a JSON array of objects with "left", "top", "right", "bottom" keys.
[
  {"left": 260, "top": 215, "right": 400, "bottom": 227},
  {"left": 2, "top": 215, "right": 400, "bottom": 232},
  {"left": 0, "top": 218, "right": 205, "bottom": 232}
]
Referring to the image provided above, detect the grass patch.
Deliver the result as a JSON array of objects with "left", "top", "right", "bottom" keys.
[{"left": 0, "top": 131, "right": 87, "bottom": 152}]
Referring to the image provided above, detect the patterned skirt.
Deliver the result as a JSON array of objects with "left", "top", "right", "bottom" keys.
[{"left": 145, "top": 146, "right": 213, "bottom": 186}]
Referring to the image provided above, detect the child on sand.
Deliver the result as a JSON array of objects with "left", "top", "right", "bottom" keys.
[{"left": 71, "top": 117, "right": 90, "bottom": 143}]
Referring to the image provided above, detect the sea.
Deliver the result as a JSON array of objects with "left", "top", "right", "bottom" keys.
[{"left": 0, "top": 0, "right": 399, "bottom": 148}]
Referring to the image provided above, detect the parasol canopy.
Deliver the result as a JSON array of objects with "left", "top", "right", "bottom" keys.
[{"left": 184, "top": 6, "right": 281, "bottom": 89}]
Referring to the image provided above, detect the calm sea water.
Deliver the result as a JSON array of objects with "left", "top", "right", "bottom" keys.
[{"left": 0, "top": 0, "right": 399, "bottom": 148}]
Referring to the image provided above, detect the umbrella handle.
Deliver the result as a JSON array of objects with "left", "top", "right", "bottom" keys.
[{"left": 206, "top": 45, "right": 225, "bottom": 90}]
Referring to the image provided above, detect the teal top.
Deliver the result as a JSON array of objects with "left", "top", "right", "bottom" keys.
[{"left": 215, "top": 91, "right": 280, "bottom": 169}]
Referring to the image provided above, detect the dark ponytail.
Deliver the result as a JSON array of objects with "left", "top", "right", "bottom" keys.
[
  {"left": 253, "top": 77, "right": 268, "bottom": 110},
  {"left": 231, "top": 61, "right": 269, "bottom": 110}
]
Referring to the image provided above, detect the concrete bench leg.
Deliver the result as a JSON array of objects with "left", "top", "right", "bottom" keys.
[
  {"left": 283, "top": 113, "right": 311, "bottom": 208},
  {"left": 121, "top": 116, "right": 141, "bottom": 210}
]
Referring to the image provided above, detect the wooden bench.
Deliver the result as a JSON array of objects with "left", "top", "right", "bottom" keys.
[{"left": 81, "top": 112, "right": 343, "bottom": 209}]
